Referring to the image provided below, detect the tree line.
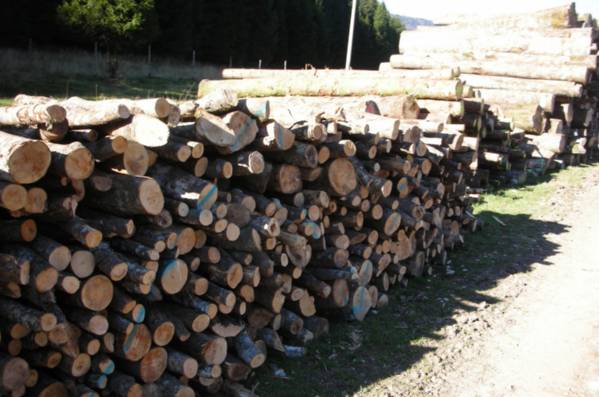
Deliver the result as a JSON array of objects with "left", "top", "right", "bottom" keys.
[{"left": 1, "top": 0, "right": 403, "bottom": 69}]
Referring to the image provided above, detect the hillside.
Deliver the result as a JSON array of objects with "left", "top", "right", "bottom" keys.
[{"left": 393, "top": 14, "right": 434, "bottom": 30}]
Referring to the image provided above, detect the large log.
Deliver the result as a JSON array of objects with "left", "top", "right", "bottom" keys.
[
  {"left": 0, "top": 103, "right": 66, "bottom": 126},
  {"left": 389, "top": 54, "right": 590, "bottom": 83},
  {"left": 109, "top": 114, "right": 169, "bottom": 147},
  {"left": 398, "top": 27, "right": 595, "bottom": 56},
  {"left": 112, "top": 98, "right": 172, "bottom": 119},
  {"left": 198, "top": 77, "right": 465, "bottom": 100},
  {"left": 435, "top": 3, "right": 578, "bottom": 29},
  {"left": 193, "top": 88, "right": 239, "bottom": 114},
  {"left": 417, "top": 99, "right": 464, "bottom": 118},
  {"left": 222, "top": 68, "right": 459, "bottom": 80},
  {"left": 475, "top": 89, "right": 556, "bottom": 113},
  {"left": 0, "top": 131, "right": 51, "bottom": 184},
  {"left": 264, "top": 96, "right": 402, "bottom": 140},
  {"left": 461, "top": 74, "right": 583, "bottom": 97},
  {"left": 13, "top": 95, "right": 131, "bottom": 127},
  {"left": 491, "top": 103, "right": 544, "bottom": 133}
]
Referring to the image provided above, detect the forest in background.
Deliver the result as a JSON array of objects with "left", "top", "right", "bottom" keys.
[{"left": 1, "top": 0, "right": 403, "bottom": 69}]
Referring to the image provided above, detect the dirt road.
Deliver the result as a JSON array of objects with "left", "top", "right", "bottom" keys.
[{"left": 361, "top": 168, "right": 599, "bottom": 397}]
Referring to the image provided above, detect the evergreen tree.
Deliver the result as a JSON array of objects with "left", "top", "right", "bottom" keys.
[
  {"left": 2, "top": 0, "right": 403, "bottom": 69},
  {"left": 57, "top": 0, "right": 160, "bottom": 52}
]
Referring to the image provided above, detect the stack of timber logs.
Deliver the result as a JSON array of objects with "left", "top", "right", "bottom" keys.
[
  {"left": 0, "top": 87, "right": 480, "bottom": 396},
  {"left": 386, "top": 2, "right": 598, "bottom": 184}
]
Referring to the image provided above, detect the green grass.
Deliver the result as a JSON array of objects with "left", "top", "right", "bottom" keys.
[
  {"left": 0, "top": 74, "right": 199, "bottom": 104},
  {"left": 253, "top": 164, "right": 597, "bottom": 397}
]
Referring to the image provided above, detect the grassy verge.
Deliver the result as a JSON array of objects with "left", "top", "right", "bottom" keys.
[
  {"left": 0, "top": 74, "right": 199, "bottom": 105},
  {"left": 253, "top": 164, "right": 596, "bottom": 396}
]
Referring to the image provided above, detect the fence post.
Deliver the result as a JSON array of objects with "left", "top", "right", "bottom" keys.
[
  {"left": 192, "top": 50, "right": 196, "bottom": 66},
  {"left": 258, "top": 59, "right": 262, "bottom": 69},
  {"left": 284, "top": 60, "right": 287, "bottom": 70},
  {"left": 147, "top": 44, "right": 152, "bottom": 64},
  {"left": 94, "top": 42, "right": 99, "bottom": 73}
]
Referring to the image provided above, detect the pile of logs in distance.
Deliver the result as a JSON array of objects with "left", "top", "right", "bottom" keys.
[
  {"left": 0, "top": 89, "right": 477, "bottom": 396},
  {"left": 385, "top": 2, "right": 599, "bottom": 184},
  {"left": 214, "top": 3, "right": 599, "bottom": 187}
]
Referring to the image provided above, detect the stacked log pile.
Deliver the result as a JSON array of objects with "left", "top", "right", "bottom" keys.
[
  {"left": 0, "top": 89, "right": 478, "bottom": 396},
  {"left": 386, "top": 3, "right": 599, "bottom": 184}
]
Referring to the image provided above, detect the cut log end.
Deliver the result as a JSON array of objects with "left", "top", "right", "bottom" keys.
[
  {"left": 138, "top": 178, "right": 165, "bottom": 216},
  {"left": 19, "top": 219, "right": 37, "bottom": 242},
  {"left": 9, "top": 140, "right": 51, "bottom": 184},
  {"left": 121, "top": 323, "right": 152, "bottom": 362},
  {"left": 159, "top": 259, "right": 189, "bottom": 295},
  {"left": 48, "top": 245, "right": 71, "bottom": 270},
  {"left": 40, "top": 312, "right": 58, "bottom": 332},
  {"left": 153, "top": 322, "right": 175, "bottom": 346},
  {"left": 81, "top": 274, "right": 114, "bottom": 311},
  {"left": 35, "top": 266, "right": 58, "bottom": 293},
  {"left": 248, "top": 151, "right": 265, "bottom": 174},
  {"left": 0, "top": 356, "right": 28, "bottom": 391},
  {"left": 204, "top": 336, "right": 228, "bottom": 365},
  {"left": 65, "top": 147, "right": 95, "bottom": 180},
  {"left": 0, "top": 183, "right": 27, "bottom": 211},
  {"left": 182, "top": 357, "right": 199, "bottom": 379},
  {"left": 139, "top": 347, "right": 168, "bottom": 383},
  {"left": 328, "top": 158, "right": 357, "bottom": 196}
]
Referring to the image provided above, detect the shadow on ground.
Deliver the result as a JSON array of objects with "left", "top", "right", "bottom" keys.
[{"left": 252, "top": 169, "right": 575, "bottom": 396}]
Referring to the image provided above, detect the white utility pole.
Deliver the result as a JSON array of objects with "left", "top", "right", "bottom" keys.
[{"left": 345, "top": 0, "right": 358, "bottom": 70}]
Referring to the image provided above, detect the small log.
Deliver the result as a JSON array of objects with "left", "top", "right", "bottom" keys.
[
  {"left": 0, "top": 182, "right": 27, "bottom": 211},
  {"left": 117, "top": 346, "right": 167, "bottom": 383},
  {"left": 45, "top": 141, "right": 94, "bottom": 180},
  {"left": 156, "top": 372, "right": 195, "bottom": 397},
  {"left": 147, "top": 162, "right": 217, "bottom": 210},
  {"left": 30, "top": 235, "right": 71, "bottom": 271},
  {"left": 179, "top": 332, "right": 227, "bottom": 365},
  {"left": 166, "top": 348, "right": 198, "bottom": 379},
  {"left": 157, "top": 259, "right": 189, "bottom": 295},
  {"left": 83, "top": 171, "right": 164, "bottom": 216},
  {"left": 91, "top": 243, "right": 129, "bottom": 281},
  {"left": 234, "top": 330, "right": 265, "bottom": 369}
]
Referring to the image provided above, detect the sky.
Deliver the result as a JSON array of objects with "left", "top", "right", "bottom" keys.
[{"left": 383, "top": 0, "right": 598, "bottom": 20}]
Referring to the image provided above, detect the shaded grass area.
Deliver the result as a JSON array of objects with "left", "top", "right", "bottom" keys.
[
  {"left": 253, "top": 164, "right": 596, "bottom": 396},
  {"left": 0, "top": 74, "right": 199, "bottom": 105}
]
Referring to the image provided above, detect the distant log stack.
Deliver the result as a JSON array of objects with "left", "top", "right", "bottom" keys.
[{"left": 385, "top": 2, "right": 598, "bottom": 183}]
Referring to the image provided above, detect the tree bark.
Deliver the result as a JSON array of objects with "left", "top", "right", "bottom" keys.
[
  {"left": 199, "top": 77, "right": 465, "bottom": 100},
  {"left": 389, "top": 54, "right": 590, "bottom": 83}
]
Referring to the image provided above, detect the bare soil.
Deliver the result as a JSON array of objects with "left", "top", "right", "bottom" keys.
[{"left": 359, "top": 169, "right": 599, "bottom": 397}]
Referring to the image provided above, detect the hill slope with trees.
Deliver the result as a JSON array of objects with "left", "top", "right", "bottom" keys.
[{"left": 0, "top": 0, "right": 403, "bottom": 69}]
